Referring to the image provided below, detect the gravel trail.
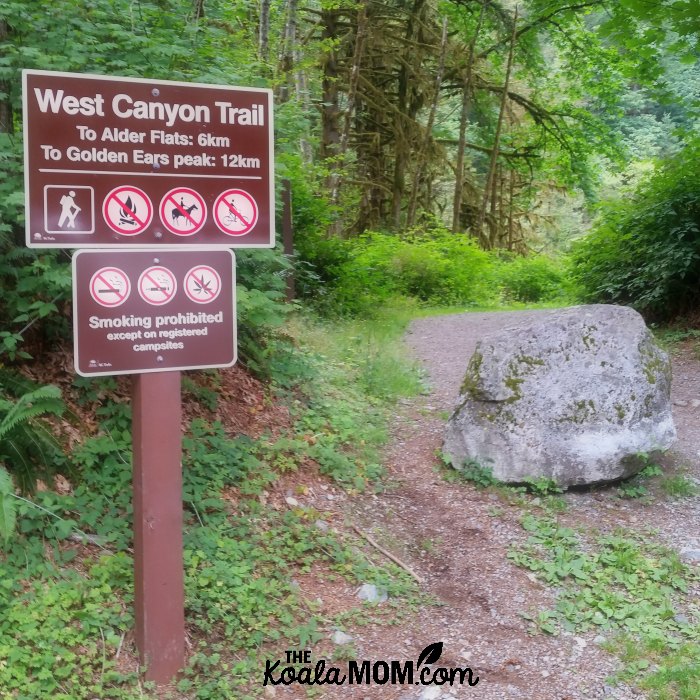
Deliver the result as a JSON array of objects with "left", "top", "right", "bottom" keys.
[{"left": 273, "top": 309, "right": 700, "bottom": 700}]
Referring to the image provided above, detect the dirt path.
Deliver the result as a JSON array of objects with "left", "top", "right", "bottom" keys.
[{"left": 323, "top": 310, "right": 700, "bottom": 700}]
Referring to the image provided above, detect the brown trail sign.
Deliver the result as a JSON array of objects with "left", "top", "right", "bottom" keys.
[{"left": 23, "top": 70, "right": 274, "bottom": 248}]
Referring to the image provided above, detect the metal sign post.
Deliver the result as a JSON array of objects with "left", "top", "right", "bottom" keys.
[{"left": 132, "top": 371, "right": 185, "bottom": 682}]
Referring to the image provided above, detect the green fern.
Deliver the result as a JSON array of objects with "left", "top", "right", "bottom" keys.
[
  {"left": 0, "top": 385, "right": 63, "bottom": 439},
  {"left": 0, "top": 466, "right": 16, "bottom": 546},
  {"left": 0, "top": 383, "right": 66, "bottom": 494}
]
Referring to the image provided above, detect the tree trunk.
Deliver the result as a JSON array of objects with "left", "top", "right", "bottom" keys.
[
  {"left": 391, "top": 0, "right": 425, "bottom": 230},
  {"left": 331, "top": 0, "right": 369, "bottom": 210},
  {"left": 406, "top": 17, "right": 448, "bottom": 228},
  {"left": 320, "top": 7, "right": 340, "bottom": 163},
  {"left": 452, "top": 2, "right": 486, "bottom": 233},
  {"left": 258, "top": 0, "right": 270, "bottom": 62},
  {"left": 279, "top": 0, "right": 299, "bottom": 103},
  {"left": 0, "top": 20, "right": 12, "bottom": 134},
  {"left": 476, "top": 6, "right": 518, "bottom": 246},
  {"left": 488, "top": 163, "right": 499, "bottom": 248},
  {"left": 507, "top": 169, "right": 515, "bottom": 250}
]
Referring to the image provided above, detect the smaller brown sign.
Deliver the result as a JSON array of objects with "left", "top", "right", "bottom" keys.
[{"left": 73, "top": 249, "right": 236, "bottom": 376}]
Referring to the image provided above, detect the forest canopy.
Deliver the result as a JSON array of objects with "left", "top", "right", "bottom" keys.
[{"left": 0, "top": 0, "right": 699, "bottom": 324}]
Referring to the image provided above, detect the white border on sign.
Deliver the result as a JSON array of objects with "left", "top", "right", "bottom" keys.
[
  {"left": 72, "top": 249, "right": 237, "bottom": 377},
  {"left": 23, "top": 69, "right": 275, "bottom": 249}
]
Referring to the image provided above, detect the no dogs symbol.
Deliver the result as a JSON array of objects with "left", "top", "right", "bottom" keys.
[{"left": 159, "top": 187, "right": 207, "bottom": 236}]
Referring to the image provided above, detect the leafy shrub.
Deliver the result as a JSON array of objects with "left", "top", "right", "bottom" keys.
[
  {"left": 570, "top": 138, "right": 700, "bottom": 322},
  {"left": 496, "top": 254, "right": 570, "bottom": 303},
  {"left": 303, "top": 227, "right": 499, "bottom": 314}
]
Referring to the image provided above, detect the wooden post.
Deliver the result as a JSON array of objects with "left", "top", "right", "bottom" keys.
[
  {"left": 282, "top": 180, "right": 295, "bottom": 302},
  {"left": 132, "top": 371, "right": 185, "bottom": 684}
]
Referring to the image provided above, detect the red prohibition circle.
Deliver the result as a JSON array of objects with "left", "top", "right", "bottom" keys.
[
  {"left": 184, "top": 265, "right": 222, "bottom": 304},
  {"left": 102, "top": 186, "right": 153, "bottom": 235},
  {"left": 213, "top": 189, "right": 258, "bottom": 236},
  {"left": 159, "top": 187, "right": 207, "bottom": 236},
  {"left": 137, "top": 266, "right": 177, "bottom": 306},
  {"left": 89, "top": 267, "right": 131, "bottom": 308}
]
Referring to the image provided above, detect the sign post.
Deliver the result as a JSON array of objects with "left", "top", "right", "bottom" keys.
[
  {"left": 132, "top": 371, "right": 185, "bottom": 683},
  {"left": 23, "top": 68, "right": 276, "bottom": 684}
]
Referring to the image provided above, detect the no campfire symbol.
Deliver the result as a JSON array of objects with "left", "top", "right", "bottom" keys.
[
  {"left": 159, "top": 187, "right": 207, "bottom": 236},
  {"left": 103, "top": 186, "right": 153, "bottom": 236},
  {"left": 184, "top": 265, "right": 222, "bottom": 304}
]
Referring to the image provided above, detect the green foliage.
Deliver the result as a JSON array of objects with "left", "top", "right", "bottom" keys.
[
  {"left": 235, "top": 250, "right": 305, "bottom": 381},
  {"left": 302, "top": 228, "right": 497, "bottom": 315},
  {"left": 496, "top": 254, "right": 570, "bottom": 303},
  {"left": 0, "top": 552, "right": 138, "bottom": 699},
  {"left": 183, "top": 420, "right": 264, "bottom": 507},
  {"left": 444, "top": 457, "right": 499, "bottom": 489},
  {"left": 0, "top": 377, "right": 66, "bottom": 494},
  {"left": 297, "top": 226, "right": 575, "bottom": 315},
  {"left": 510, "top": 514, "right": 700, "bottom": 698},
  {"left": 571, "top": 138, "right": 700, "bottom": 322},
  {"left": 0, "top": 466, "right": 16, "bottom": 546},
  {"left": 294, "top": 303, "right": 424, "bottom": 400},
  {"left": 660, "top": 474, "right": 699, "bottom": 498},
  {"left": 615, "top": 456, "right": 663, "bottom": 499},
  {"left": 522, "top": 476, "right": 563, "bottom": 497}
]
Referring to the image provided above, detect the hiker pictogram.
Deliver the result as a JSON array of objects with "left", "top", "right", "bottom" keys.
[
  {"left": 159, "top": 187, "right": 207, "bottom": 236},
  {"left": 184, "top": 265, "right": 222, "bottom": 304},
  {"left": 213, "top": 188, "right": 258, "bottom": 236},
  {"left": 44, "top": 185, "right": 95, "bottom": 234},
  {"left": 59, "top": 191, "right": 81, "bottom": 227},
  {"left": 103, "top": 186, "right": 153, "bottom": 235},
  {"left": 89, "top": 267, "right": 131, "bottom": 308},
  {"left": 138, "top": 266, "right": 177, "bottom": 306}
]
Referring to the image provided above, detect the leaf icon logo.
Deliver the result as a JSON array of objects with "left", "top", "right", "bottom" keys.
[{"left": 416, "top": 642, "right": 443, "bottom": 667}]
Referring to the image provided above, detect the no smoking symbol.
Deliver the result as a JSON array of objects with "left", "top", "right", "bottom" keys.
[
  {"left": 138, "top": 266, "right": 177, "bottom": 306},
  {"left": 90, "top": 267, "right": 130, "bottom": 307},
  {"left": 159, "top": 187, "right": 207, "bottom": 236},
  {"left": 214, "top": 189, "right": 258, "bottom": 236},
  {"left": 184, "top": 266, "right": 222, "bottom": 304}
]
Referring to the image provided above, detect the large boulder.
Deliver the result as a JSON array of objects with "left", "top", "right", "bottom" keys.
[{"left": 443, "top": 305, "right": 676, "bottom": 487}]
